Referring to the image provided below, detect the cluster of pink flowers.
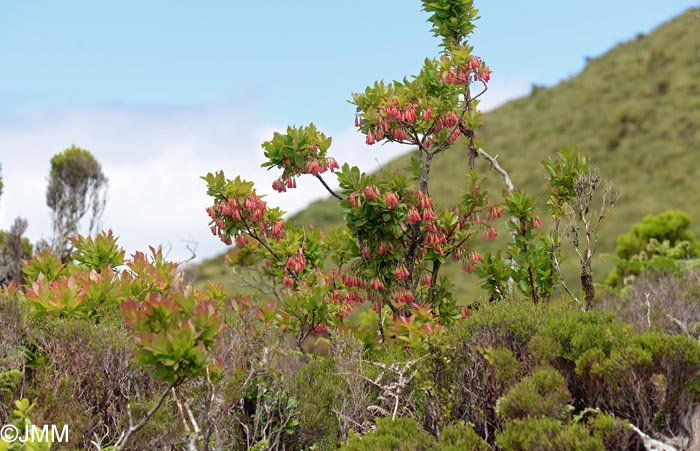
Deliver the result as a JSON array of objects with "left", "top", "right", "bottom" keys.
[
  {"left": 362, "top": 98, "right": 419, "bottom": 145},
  {"left": 378, "top": 241, "right": 396, "bottom": 256},
  {"left": 358, "top": 93, "right": 466, "bottom": 149},
  {"left": 272, "top": 176, "right": 297, "bottom": 193},
  {"left": 434, "top": 111, "right": 459, "bottom": 131},
  {"left": 384, "top": 191, "right": 399, "bottom": 209},
  {"left": 283, "top": 249, "right": 307, "bottom": 286},
  {"left": 486, "top": 206, "right": 505, "bottom": 221},
  {"left": 394, "top": 265, "right": 410, "bottom": 280},
  {"left": 462, "top": 250, "right": 482, "bottom": 273},
  {"left": 206, "top": 191, "right": 273, "bottom": 245},
  {"left": 425, "top": 221, "right": 448, "bottom": 256},
  {"left": 385, "top": 98, "right": 418, "bottom": 123},
  {"left": 393, "top": 289, "right": 415, "bottom": 304},
  {"left": 341, "top": 273, "right": 366, "bottom": 288},
  {"left": 444, "top": 56, "right": 492, "bottom": 85},
  {"left": 481, "top": 226, "right": 498, "bottom": 240},
  {"left": 407, "top": 208, "right": 422, "bottom": 224},
  {"left": 523, "top": 215, "right": 543, "bottom": 231},
  {"left": 369, "top": 277, "right": 386, "bottom": 290},
  {"left": 349, "top": 185, "right": 382, "bottom": 208},
  {"left": 271, "top": 154, "right": 340, "bottom": 193},
  {"left": 327, "top": 273, "right": 370, "bottom": 319}
]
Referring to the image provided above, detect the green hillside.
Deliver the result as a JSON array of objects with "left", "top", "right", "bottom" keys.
[{"left": 197, "top": 8, "right": 700, "bottom": 300}]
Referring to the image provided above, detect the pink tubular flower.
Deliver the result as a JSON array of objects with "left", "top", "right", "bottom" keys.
[
  {"left": 533, "top": 215, "right": 542, "bottom": 229},
  {"left": 486, "top": 206, "right": 504, "bottom": 221},
  {"left": 407, "top": 208, "right": 422, "bottom": 224},
  {"left": 393, "top": 289, "right": 414, "bottom": 304},
  {"left": 369, "top": 277, "right": 385, "bottom": 290},
  {"left": 270, "top": 220, "right": 285, "bottom": 239},
  {"left": 418, "top": 193, "right": 432, "bottom": 210},
  {"left": 391, "top": 126, "right": 408, "bottom": 141},
  {"left": 327, "top": 158, "right": 340, "bottom": 172},
  {"left": 307, "top": 160, "right": 322, "bottom": 176},
  {"left": 394, "top": 265, "right": 409, "bottom": 280},
  {"left": 478, "top": 66, "right": 492, "bottom": 83},
  {"left": 364, "top": 185, "right": 378, "bottom": 201},
  {"left": 272, "top": 179, "right": 287, "bottom": 192},
  {"left": 448, "top": 128, "right": 462, "bottom": 144},
  {"left": 361, "top": 244, "right": 371, "bottom": 259},
  {"left": 285, "top": 249, "right": 307, "bottom": 273},
  {"left": 385, "top": 191, "right": 399, "bottom": 209},
  {"left": 365, "top": 131, "right": 376, "bottom": 145},
  {"left": 422, "top": 108, "right": 434, "bottom": 121}
]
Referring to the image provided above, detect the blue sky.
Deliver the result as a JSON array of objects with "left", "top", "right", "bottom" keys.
[{"left": 0, "top": 1, "right": 697, "bottom": 261}]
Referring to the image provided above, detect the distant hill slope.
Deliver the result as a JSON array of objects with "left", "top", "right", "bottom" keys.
[{"left": 197, "top": 8, "right": 700, "bottom": 300}]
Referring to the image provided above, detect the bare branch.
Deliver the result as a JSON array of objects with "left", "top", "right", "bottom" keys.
[
  {"left": 114, "top": 377, "right": 183, "bottom": 450},
  {"left": 315, "top": 174, "right": 344, "bottom": 200},
  {"left": 477, "top": 148, "right": 515, "bottom": 194}
]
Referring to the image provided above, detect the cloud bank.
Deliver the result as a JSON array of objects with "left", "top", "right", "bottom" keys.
[{"left": 0, "top": 104, "right": 409, "bottom": 262}]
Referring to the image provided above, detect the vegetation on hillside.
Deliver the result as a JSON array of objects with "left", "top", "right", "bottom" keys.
[{"left": 197, "top": 7, "right": 700, "bottom": 300}]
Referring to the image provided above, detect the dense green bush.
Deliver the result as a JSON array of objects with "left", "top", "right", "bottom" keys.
[
  {"left": 496, "top": 416, "right": 603, "bottom": 451},
  {"left": 436, "top": 422, "right": 490, "bottom": 451},
  {"left": 337, "top": 417, "right": 488, "bottom": 451},
  {"left": 290, "top": 357, "right": 342, "bottom": 449},
  {"left": 529, "top": 307, "right": 700, "bottom": 434},
  {"left": 338, "top": 417, "right": 436, "bottom": 451},
  {"left": 607, "top": 210, "right": 700, "bottom": 287},
  {"left": 496, "top": 367, "right": 570, "bottom": 421}
]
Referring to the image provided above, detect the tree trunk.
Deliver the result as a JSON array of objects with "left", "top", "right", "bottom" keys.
[{"left": 581, "top": 268, "right": 595, "bottom": 311}]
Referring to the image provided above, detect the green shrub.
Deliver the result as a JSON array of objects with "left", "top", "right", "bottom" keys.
[
  {"left": 291, "top": 356, "right": 342, "bottom": 450},
  {"left": 436, "top": 422, "right": 489, "bottom": 450},
  {"left": 607, "top": 210, "right": 700, "bottom": 287},
  {"left": 23, "top": 316, "right": 164, "bottom": 450},
  {"left": 529, "top": 306, "right": 700, "bottom": 435},
  {"left": 0, "top": 369, "right": 22, "bottom": 415},
  {"left": 483, "top": 347, "right": 521, "bottom": 386},
  {"left": 337, "top": 417, "right": 436, "bottom": 451},
  {"left": 533, "top": 309, "right": 629, "bottom": 363},
  {"left": 413, "top": 299, "right": 546, "bottom": 441},
  {"left": 615, "top": 210, "right": 699, "bottom": 260},
  {"left": 496, "top": 417, "right": 603, "bottom": 451},
  {"left": 496, "top": 367, "right": 570, "bottom": 421}
]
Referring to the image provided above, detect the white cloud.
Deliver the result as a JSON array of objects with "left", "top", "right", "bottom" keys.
[{"left": 0, "top": 104, "right": 407, "bottom": 263}]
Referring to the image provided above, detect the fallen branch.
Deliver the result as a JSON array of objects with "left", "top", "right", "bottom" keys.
[{"left": 628, "top": 423, "right": 679, "bottom": 451}]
